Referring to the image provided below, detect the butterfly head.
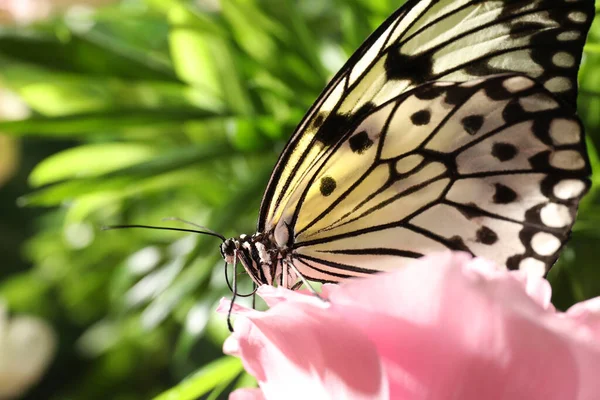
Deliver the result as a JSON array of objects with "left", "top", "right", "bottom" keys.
[
  {"left": 220, "top": 238, "right": 238, "bottom": 264},
  {"left": 219, "top": 233, "right": 284, "bottom": 287}
]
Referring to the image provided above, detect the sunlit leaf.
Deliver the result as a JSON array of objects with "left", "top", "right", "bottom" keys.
[
  {"left": 20, "top": 141, "right": 233, "bottom": 206},
  {"left": 0, "top": 109, "right": 224, "bottom": 137},
  {"left": 153, "top": 357, "right": 243, "bottom": 400},
  {"left": 168, "top": 4, "right": 252, "bottom": 115},
  {"left": 29, "top": 143, "right": 159, "bottom": 186}
]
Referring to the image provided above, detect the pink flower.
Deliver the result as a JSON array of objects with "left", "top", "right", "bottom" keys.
[{"left": 219, "top": 252, "right": 600, "bottom": 400}]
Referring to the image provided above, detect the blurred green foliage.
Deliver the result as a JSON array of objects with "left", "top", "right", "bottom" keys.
[{"left": 0, "top": 0, "right": 599, "bottom": 398}]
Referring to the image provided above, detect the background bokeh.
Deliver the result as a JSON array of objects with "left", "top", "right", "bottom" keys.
[{"left": 0, "top": 0, "right": 599, "bottom": 399}]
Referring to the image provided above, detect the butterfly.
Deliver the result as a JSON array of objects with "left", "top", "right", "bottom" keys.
[
  {"left": 112, "top": 0, "right": 593, "bottom": 298},
  {"left": 215, "top": 0, "right": 595, "bottom": 293}
]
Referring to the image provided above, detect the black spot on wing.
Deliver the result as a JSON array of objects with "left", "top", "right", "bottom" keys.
[
  {"left": 528, "top": 151, "right": 553, "bottom": 171},
  {"left": 462, "top": 115, "right": 484, "bottom": 135},
  {"left": 523, "top": 203, "right": 547, "bottom": 228},
  {"left": 349, "top": 131, "right": 374, "bottom": 154},
  {"left": 320, "top": 176, "right": 337, "bottom": 196},
  {"left": 385, "top": 49, "right": 433, "bottom": 84},
  {"left": 506, "top": 254, "right": 521, "bottom": 271},
  {"left": 531, "top": 116, "right": 555, "bottom": 146},
  {"left": 448, "top": 235, "right": 471, "bottom": 252},
  {"left": 493, "top": 183, "right": 518, "bottom": 204},
  {"left": 411, "top": 109, "right": 431, "bottom": 126},
  {"left": 476, "top": 226, "right": 498, "bottom": 245},
  {"left": 315, "top": 113, "right": 352, "bottom": 147},
  {"left": 313, "top": 112, "right": 326, "bottom": 129},
  {"left": 502, "top": 100, "right": 527, "bottom": 124},
  {"left": 445, "top": 84, "right": 479, "bottom": 106},
  {"left": 492, "top": 142, "right": 518, "bottom": 162},
  {"left": 485, "top": 79, "right": 515, "bottom": 101},
  {"left": 415, "top": 83, "right": 450, "bottom": 100},
  {"left": 315, "top": 102, "right": 377, "bottom": 147}
]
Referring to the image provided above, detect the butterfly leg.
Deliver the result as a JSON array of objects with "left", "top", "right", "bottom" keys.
[
  {"left": 284, "top": 259, "right": 327, "bottom": 302},
  {"left": 223, "top": 260, "right": 233, "bottom": 292},
  {"left": 227, "top": 251, "right": 239, "bottom": 332}
]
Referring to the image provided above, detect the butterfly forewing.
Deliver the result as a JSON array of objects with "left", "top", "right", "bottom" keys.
[
  {"left": 280, "top": 75, "right": 589, "bottom": 280},
  {"left": 259, "top": 0, "right": 593, "bottom": 237}
]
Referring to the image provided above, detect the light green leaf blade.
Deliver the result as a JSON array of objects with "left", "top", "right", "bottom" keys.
[
  {"left": 153, "top": 356, "right": 243, "bottom": 400},
  {"left": 29, "top": 143, "right": 159, "bottom": 187}
]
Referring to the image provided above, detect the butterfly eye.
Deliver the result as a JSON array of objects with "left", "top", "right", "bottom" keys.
[{"left": 220, "top": 240, "right": 236, "bottom": 259}]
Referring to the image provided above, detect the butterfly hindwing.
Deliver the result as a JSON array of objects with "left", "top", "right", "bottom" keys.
[
  {"left": 259, "top": 0, "right": 594, "bottom": 236},
  {"left": 275, "top": 75, "right": 589, "bottom": 281}
]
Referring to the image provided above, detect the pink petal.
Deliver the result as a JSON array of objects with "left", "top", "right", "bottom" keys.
[
  {"left": 327, "top": 252, "right": 600, "bottom": 399},
  {"left": 256, "top": 285, "right": 328, "bottom": 308},
  {"left": 222, "top": 335, "right": 240, "bottom": 358},
  {"left": 230, "top": 388, "right": 265, "bottom": 400},
  {"left": 216, "top": 297, "right": 255, "bottom": 316},
  {"left": 513, "top": 271, "right": 554, "bottom": 311},
  {"left": 224, "top": 298, "right": 388, "bottom": 399},
  {"left": 222, "top": 252, "right": 600, "bottom": 400},
  {"left": 465, "top": 256, "right": 553, "bottom": 310},
  {"left": 566, "top": 297, "right": 600, "bottom": 338}
]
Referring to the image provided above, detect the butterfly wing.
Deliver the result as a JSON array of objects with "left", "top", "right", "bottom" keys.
[
  {"left": 281, "top": 75, "right": 589, "bottom": 281},
  {"left": 258, "top": 0, "right": 593, "bottom": 235}
]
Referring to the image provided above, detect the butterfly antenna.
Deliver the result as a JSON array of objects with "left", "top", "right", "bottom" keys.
[
  {"left": 285, "top": 259, "right": 327, "bottom": 302},
  {"left": 162, "top": 217, "right": 225, "bottom": 240},
  {"left": 102, "top": 224, "right": 226, "bottom": 242}
]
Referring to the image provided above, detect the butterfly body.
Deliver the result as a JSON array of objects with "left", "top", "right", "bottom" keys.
[
  {"left": 220, "top": 0, "right": 594, "bottom": 289},
  {"left": 221, "top": 231, "right": 301, "bottom": 288}
]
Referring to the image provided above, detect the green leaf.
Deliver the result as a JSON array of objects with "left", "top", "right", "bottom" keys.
[
  {"left": 585, "top": 42, "right": 600, "bottom": 55},
  {"left": 233, "top": 372, "right": 258, "bottom": 391},
  {"left": 29, "top": 143, "right": 159, "bottom": 187},
  {"left": 0, "top": 24, "right": 177, "bottom": 81},
  {"left": 0, "top": 273, "right": 52, "bottom": 315},
  {"left": 221, "top": 0, "right": 284, "bottom": 65},
  {"left": 153, "top": 357, "right": 243, "bottom": 400},
  {"left": 0, "top": 56, "right": 223, "bottom": 116},
  {"left": 168, "top": 4, "right": 253, "bottom": 115},
  {"left": 0, "top": 109, "right": 224, "bottom": 137},
  {"left": 20, "top": 141, "right": 233, "bottom": 206}
]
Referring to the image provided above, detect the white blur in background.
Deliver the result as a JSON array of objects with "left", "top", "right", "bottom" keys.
[
  {"left": 0, "top": 303, "right": 56, "bottom": 400},
  {"left": 0, "top": 0, "right": 117, "bottom": 25}
]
